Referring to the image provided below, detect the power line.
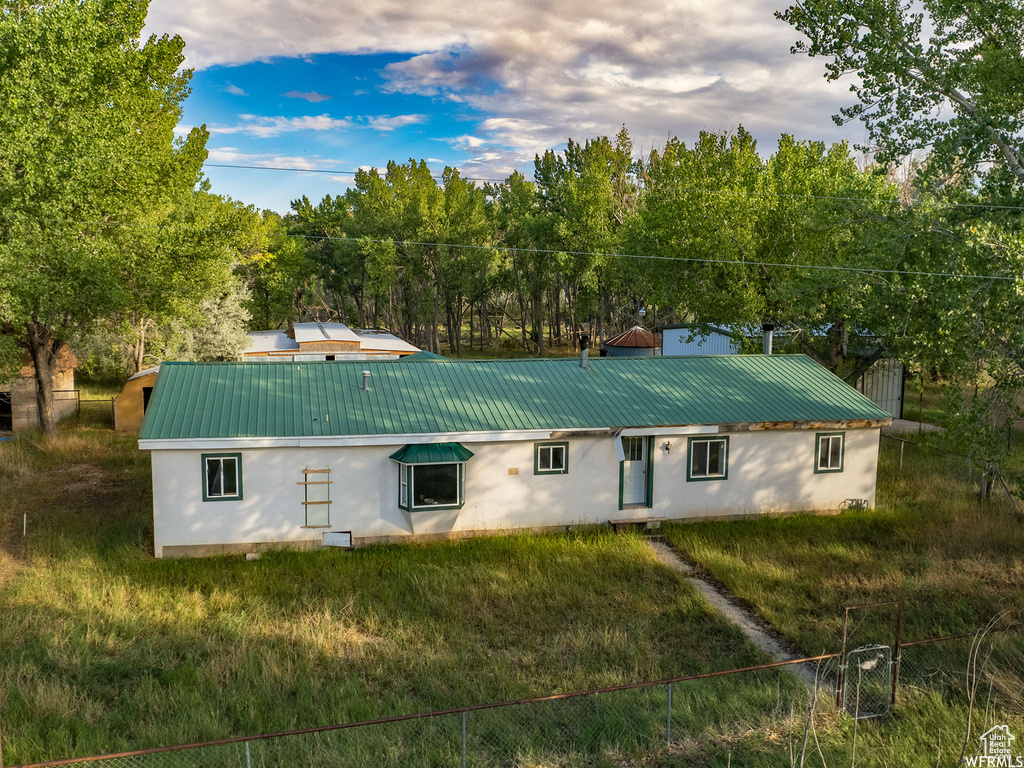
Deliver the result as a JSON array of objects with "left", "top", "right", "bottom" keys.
[
  {"left": 203, "top": 161, "right": 1024, "bottom": 212},
  {"left": 29, "top": 216, "right": 1018, "bottom": 282}
]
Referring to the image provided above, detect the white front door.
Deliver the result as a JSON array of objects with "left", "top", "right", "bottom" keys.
[{"left": 621, "top": 436, "right": 647, "bottom": 506}]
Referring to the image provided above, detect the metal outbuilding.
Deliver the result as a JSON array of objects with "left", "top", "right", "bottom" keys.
[
  {"left": 600, "top": 326, "right": 661, "bottom": 357},
  {"left": 113, "top": 367, "right": 160, "bottom": 432}
]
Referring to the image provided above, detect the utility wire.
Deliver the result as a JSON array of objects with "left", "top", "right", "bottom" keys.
[
  {"left": 27, "top": 216, "right": 1020, "bottom": 283},
  {"left": 203, "top": 161, "right": 1024, "bottom": 212}
]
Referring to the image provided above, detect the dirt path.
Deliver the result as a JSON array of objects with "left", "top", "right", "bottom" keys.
[{"left": 648, "top": 540, "right": 820, "bottom": 689}]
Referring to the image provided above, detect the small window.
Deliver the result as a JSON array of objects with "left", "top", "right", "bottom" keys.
[
  {"left": 815, "top": 433, "right": 845, "bottom": 473},
  {"left": 622, "top": 436, "right": 645, "bottom": 462},
  {"left": 300, "top": 467, "right": 332, "bottom": 526},
  {"left": 687, "top": 437, "right": 729, "bottom": 481},
  {"left": 202, "top": 454, "right": 242, "bottom": 501},
  {"left": 534, "top": 442, "right": 568, "bottom": 474}
]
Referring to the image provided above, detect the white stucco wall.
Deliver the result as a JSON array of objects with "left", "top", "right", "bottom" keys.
[{"left": 149, "top": 428, "right": 880, "bottom": 557}]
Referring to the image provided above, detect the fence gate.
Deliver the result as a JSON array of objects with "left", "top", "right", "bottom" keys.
[{"left": 841, "top": 645, "right": 892, "bottom": 719}]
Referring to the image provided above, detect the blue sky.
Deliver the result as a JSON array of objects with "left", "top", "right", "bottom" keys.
[
  {"left": 148, "top": 0, "right": 863, "bottom": 214},
  {"left": 179, "top": 53, "right": 492, "bottom": 212}
]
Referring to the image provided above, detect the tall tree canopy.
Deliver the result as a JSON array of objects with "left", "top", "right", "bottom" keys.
[
  {"left": 778, "top": 0, "right": 1024, "bottom": 183},
  {"left": 0, "top": 0, "right": 207, "bottom": 434}
]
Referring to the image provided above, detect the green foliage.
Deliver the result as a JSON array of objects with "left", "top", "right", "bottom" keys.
[
  {"left": 160, "top": 273, "right": 252, "bottom": 362},
  {"left": 334, "top": 160, "right": 493, "bottom": 353},
  {"left": 778, "top": 0, "right": 1024, "bottom": 184},
  {"left": 0, "top": 0, "right": 208, "bottom": 430},
  {"left": 626, "top": 128, "right": 897, "bottom": 378},
  {"left": 242, "top": 211, "right": 315, "bottom": 330}
]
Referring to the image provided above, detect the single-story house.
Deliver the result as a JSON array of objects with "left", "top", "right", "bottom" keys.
[
  {"left": 600, "top": 326, "right": 662, "bottom": 357},
  {"left": 139, "top": 354, "right": 891, "bottom": 558},
  {"left": 113, "top": 367, "right": 160, "bottom": 432},
  {"left": 0, "top": 348, "right": 77, "bottom": 432},
  {"left": 245, "top": 321, "right": 419, "bottom": 361}
]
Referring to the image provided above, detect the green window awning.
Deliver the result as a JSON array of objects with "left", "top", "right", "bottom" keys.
[{"left": 389, "top": 442, "right": 474, "bottom": 464}]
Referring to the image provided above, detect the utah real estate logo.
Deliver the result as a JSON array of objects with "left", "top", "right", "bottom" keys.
[{"left": 965, "top": 726, "right": 1021, "bottom": 767}]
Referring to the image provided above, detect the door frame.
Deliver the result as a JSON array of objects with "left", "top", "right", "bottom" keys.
[{"left": 618, "top": 435, "right": 654, "bottom": 509}]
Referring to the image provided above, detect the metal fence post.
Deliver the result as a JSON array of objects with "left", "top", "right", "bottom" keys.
[
  {"left": 665, "top": 682, "right": 672, "bottom": 747},
  {"left": 836, "top": 608, "right": 849, "bottom": 708},
  {"left": 891, "top": 602, "right": 903, "bottom": 708},
  {"left": 245, "top": 740, "right": 251, "bottom": 768},
  {"left": 461, "top": 711, "right": 467, "bottom": 768}
]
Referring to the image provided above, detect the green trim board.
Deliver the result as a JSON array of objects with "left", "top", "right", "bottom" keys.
[
  {"left": 534, "top": 442, "right": 569, "bottom": 474},
  {"left": 814, "top": 432, "right": 845, "bottom": 473},
  {"left": 201, "top": 453, "right": 242, "bottom": 501},
  {"left": 140, "top": 355, "right": 892, "bottom": 442},
  {"left": 686, "top": 436, "right": 730, "bottom": 482},
  {"left": 645, "top": 436, "right": 654, "bottom": 508}
]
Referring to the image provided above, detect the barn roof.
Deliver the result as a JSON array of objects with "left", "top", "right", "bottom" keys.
[{"left": 139, "top": 355, "right": 891, "bottom": 442}]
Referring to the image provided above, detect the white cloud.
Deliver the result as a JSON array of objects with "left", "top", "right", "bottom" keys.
[
  {"left": 365, "top": 114, "right": 427, "bottom": 131},
  {"left": 282, "top": 90, "right": 332, "bottom": 103},
  {"left": 211, "top": 114, "right": 350, "bottom": 138},
  {"left": 447, "top": 135, "right": 487, "bottom": 150},
  {"left": 225, "top": 84, "right": 248, "bottom": 96},
  {"left": 206, "top": 147, "right": 333, "bottom": 171},
  {"left": 147, "top": 0, "right": 860, "bottom": 182}
]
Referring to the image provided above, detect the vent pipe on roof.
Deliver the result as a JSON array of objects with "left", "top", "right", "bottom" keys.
[
  {"left": 361, "top": 370, "right": 370, "bottom": 391},
  {"left": 579, "top": 333, "right": 590, "bottom": 369},
  {"left": 762, "top": 323, "right": 774, "bottom": 355}
]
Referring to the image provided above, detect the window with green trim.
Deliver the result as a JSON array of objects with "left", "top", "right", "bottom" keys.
[
  {"left": 815, "top": 433, "right": 845, "bottom": 473},
  {"left": 398, "top": 463, "right": 466, "bottom": 511},
  {"left": 202, "top": 453, "right": 242, "bottom": 501},
  {"left": 687, "top": 437, "right": 728, "bottom": 481},
  {"left": 534, "top": 442, "right": 568, "bottom": 474}
]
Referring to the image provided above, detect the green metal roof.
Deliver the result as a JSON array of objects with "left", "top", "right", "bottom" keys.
[
  {"left": 389, "top": 443, "right": 474, "bottom": 463},
  {"left": 399, "top": 350, "right": 447, "bottom": 361},
  {"left": 139, "top": 355, "right": 891, "bottom": 441}
]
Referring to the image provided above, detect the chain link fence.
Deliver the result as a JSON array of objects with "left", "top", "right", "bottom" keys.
[
  {"left": 6, "top": 657, "right": 839, "bottom": 768},
  {"left": 4, "top": 617, "right": 1021, "bottom": 768}
]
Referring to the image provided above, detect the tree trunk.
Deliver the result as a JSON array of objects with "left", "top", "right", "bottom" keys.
[
  {"left": 481, "top": 299, "right": 490, "bottom": 347},
  {"left": 26, "top": 319, "right": 58, "bottom": 438},
  {"left": 133, "top": 318, "right": 149, "bottom": 374},
  {"left": 532, "top": 291, "right": 544, "bottom": 356}
]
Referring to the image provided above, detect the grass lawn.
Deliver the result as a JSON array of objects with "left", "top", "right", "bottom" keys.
[
  {"left": 3, "top": 406, "right": 1023, "bottom": 766},
  {"left": 662, "top": 435, "right": 1024, "bottom": 766},
  {"left": 663, "top": 437, "right": 1024, "bottom": 652},
  {"left": 0, "top": 421, "right": 774, "bottom": 765}
]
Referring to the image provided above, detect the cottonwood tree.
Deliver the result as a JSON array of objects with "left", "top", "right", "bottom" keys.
[
  {"left": 115, "top": 192, "right": 266, "bottom": 374},
  {"left": 342, "top": 161, "right": 492, "bottom": 353},
  {"left": 0, "top": 0, "right": 207, "bottom": 434},
  {"left": 779, "top": 0, "right": 1024, "bottom": 472},
  {"left": 777, "top": 0, "right": 1024, "bottom": 184},
  {"left": 626, "top": 129, "right": 899, "bottom": 380}
]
